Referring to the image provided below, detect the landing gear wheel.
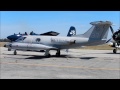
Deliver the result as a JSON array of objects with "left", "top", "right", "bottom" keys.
[
  {"left": 113, "top": 49, "right": 117, "bottom": 54},
  {"left": 45, "top": 50, "right": 51, "bottom": 58},
  {"left": 56, "top": 50, "right": 60, "bottom": 57},
  {"left": 8, "top": 48, "right": 11, "bottom": 51},
  {"left": 14, "top": 50, "right": 17, "bottom": 55},
  {"left": 46, "top": 53, "right": 51, "bottom": 58},
  {"left": 56, "top": 53, "right": 60, "bottom": 57}
]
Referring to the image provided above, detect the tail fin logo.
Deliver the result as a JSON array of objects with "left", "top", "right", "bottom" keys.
[
  {"left": 67, "top": 26, "right": 76, "bottom": 36},
  {"left": 70, "top": 30, "right": 76, "bottom": 35}
]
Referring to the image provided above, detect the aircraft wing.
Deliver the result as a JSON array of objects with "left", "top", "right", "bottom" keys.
[
  {"left": 28, "top": 43, "right": 58, "bottom": 50},
  {"left": 40, "top": 31, "right": 60, "bottom": 36}
]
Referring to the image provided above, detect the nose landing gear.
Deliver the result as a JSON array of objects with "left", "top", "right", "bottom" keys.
[{"left": 14, "top": 50, "right": 17, "bottom": 55}]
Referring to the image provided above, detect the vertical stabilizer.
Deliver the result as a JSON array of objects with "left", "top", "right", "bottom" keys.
[{"left": 82, "top": 21, "right": 112, "bottom": 40}]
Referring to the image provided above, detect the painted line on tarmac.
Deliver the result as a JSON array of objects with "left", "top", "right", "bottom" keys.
[{"left": 1, "top": 62, "right": 120, "bottom": 71}]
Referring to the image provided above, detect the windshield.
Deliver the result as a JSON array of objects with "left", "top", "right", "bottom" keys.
[{"left": 15, "top": 37, "right": 26, "bottom": 42}]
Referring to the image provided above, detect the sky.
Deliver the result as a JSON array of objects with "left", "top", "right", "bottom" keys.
[{"left": 0, "top": 11, "right": 120, "bottom": 39}]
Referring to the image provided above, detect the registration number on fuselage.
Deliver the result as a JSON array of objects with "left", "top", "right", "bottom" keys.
[{"left": 51, "top": 38, "right": 69, "bottom": 43}]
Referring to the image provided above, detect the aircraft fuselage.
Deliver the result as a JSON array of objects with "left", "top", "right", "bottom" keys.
[{"left": 6, "top": 36, "right": 106, "bottom": 51}]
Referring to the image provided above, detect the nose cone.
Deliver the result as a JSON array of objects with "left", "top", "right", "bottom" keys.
[
  {"left": 7, "top": 35, "right": 10, "bottom": 39},
  {"left": 7, "top": 35, "right": 13, "bottom": 40},
  {"left": 7, "top": 35, "right": 20, "bottom": 41}
]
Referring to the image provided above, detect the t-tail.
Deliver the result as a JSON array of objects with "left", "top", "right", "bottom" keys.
[{"left": 74, "top": 21, "right": 112, "bottom": 45}]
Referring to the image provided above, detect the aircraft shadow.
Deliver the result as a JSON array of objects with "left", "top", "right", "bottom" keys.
[
  {"left": 5, "top": 54, "right": 96, "bottom": 60},
  {"left": 25, "top": 54, "right": 78, "bottom": 59},
  {"left": 105, "top": 53, "right": 120, "bottom": 54},
  {"left": 79, "top": 57, "right": 96, "bottom": 60}
]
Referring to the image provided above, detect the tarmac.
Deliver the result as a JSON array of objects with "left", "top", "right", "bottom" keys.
[{"left": 0, "top": 47, "right": 120, "bottom": 79}]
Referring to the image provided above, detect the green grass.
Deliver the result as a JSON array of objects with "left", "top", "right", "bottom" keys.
[
  {"left": 0, "top": 42, "right": 7, "bottom": 47},
  {"left": 80, "top": 44, "right": 113, "bottom": 50}
]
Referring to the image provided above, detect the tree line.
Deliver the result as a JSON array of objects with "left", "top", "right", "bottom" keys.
[{"left": 0, "top": 38, "right": 11, "bottom": 42}]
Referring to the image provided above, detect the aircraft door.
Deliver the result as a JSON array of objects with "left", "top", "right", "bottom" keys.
[{"left": 24, "top": 37, "right": 33, "bottom": 50}]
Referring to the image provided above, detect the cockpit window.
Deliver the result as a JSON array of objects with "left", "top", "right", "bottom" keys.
[{"left": 15, "top": 37, "right": 26, "bottom": 42}]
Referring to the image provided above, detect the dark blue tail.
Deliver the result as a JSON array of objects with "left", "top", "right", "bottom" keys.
[
  {"left": 67, "top": 26, "right": 76, "bottom": 36},
  {"left": 66, "top": 26, "right": 76, "bottom": 53}
]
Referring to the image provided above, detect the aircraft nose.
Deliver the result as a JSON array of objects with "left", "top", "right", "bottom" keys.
[{"left": 7, "top": 35, "right": 12, "bottom": 39}]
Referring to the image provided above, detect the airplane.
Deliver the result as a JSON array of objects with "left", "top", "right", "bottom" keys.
[
  {"left": 6, "top": 26, "right": 76, "bottom": 51},
  {"left": 4, "top": 21, "right": 112, "bottom": 57},
  {"left": 106, "top": 27, "right": 120, "bottom": 53},
  {"left": 7, "top": 31, "right": 60, "bottom": 51},
  {"left": 7, "top": 26, "right": 76, "bottom": 42}
]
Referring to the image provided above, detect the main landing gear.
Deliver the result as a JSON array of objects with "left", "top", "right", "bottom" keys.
[
  {"left": 14, "top": 50, "right": 17, "bottom": 55},
  {"left": 13, "top": 49, "right": 61, "bottom": 57},
  {"left": 56, "top": 49, "right": 60, "bottom": 57},
  {"left": 113, "top": 48, "right": 117, "bottom": 54},
  {"left": 44, "top": 50, "right": 51, "bottom": 57},
  {"left": 44, "top": 49, "right": 61, "bottom": 57}
]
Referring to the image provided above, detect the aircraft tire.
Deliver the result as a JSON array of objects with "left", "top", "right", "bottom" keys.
[
  {"left": 113, "top": 49, "right": 117, "bottom": 54},
  {"left": 8, "top": 48, "right": 11, "bottom": 51},
  {"left": 56, "top": 50, "right": 60, "bottom": 57},
  {"left": 56, "top": 53, "right": 60, "bottom": 57},
  {"left": 46, "top": 54, "right": 51, "bottom": 58},
  {"left": 14, "top": 50, "right": 17, "bottom": 55}
]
